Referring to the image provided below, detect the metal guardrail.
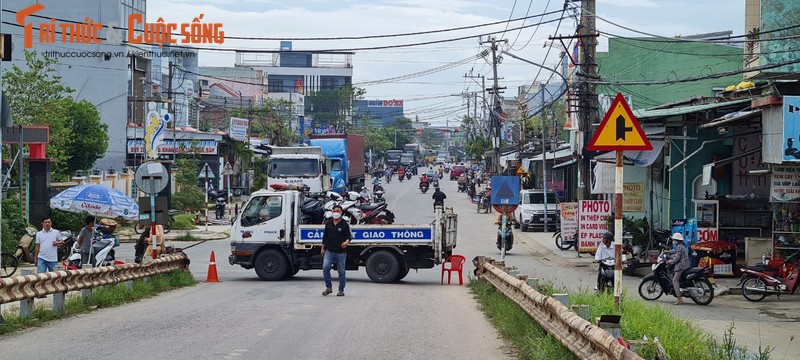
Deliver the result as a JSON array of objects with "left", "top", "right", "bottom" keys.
[
  {"left": 474, "top": 256, "right": 643, "bottom": 360},
  {"left": 0, "top": 253, "right": 189, "bottom": 304}
]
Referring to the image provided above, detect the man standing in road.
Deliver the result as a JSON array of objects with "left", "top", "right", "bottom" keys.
[
  {"left": 432, "top": 186, "right": 447, "bottom": 211},
  {"left": 76, "top": 215, "right": 96, "bottom": 266},
  {"left": 33, "top": 218, "right": 62, "bottom": 273},
  {"left": 322, "top": 205, "right": 351, "bottom": 297}
]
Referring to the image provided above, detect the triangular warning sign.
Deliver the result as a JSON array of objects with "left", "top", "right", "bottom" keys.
[
  {"left": 516, "top": 164, "right": 527, "bottom": 175},
  {"left": 496, "top": 181, "right": 514, "bottom": 199},
  {"left": 587, "top": 93, "right": 652, "bottom": 151}
]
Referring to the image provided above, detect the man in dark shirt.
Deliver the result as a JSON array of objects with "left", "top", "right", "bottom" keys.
[
  {"left": 321, "top": 205, "right": 352, "bottom": 296},
  {"left": 432, "top": 187, "right": 447, "bottom": 211}
]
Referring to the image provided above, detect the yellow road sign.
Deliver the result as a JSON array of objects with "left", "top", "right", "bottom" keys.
[{"left": 587, "top": 93, "right": 652, "bottom": 151}]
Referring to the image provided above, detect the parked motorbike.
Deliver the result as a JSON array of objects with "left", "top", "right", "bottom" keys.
[
  {"left": 496, "top": 220, "right": 515, "bottom": 252},
  {"left": 215, "top": 196, "right": 226, "bottom": 220},
  {"left": 360, "top": 202, "right": 396, "bottom": 224},
  {"left": 300, "top": 193, "right": 327, "bottom": 225},
  {"left": 66, "top": 236, "right": 117, "bottom": 269},
  {"left": 553, "top": 230, "right": 578, "bottom": 251},
  {"left": 638, "top": 250, "right": 715, "bottom": 305},
  {"left": 57, "top": 230, "right": 77, "bottom": 262},
  {"left": 373, "top": 183, "right": 384, "bottom": 193},
  {"left": 476, "top": 191, "right": 491, "bottom": 213},
  {"left": 457, "top": 182, "right": 467, "bottom": 193},
  {"left": 14, "top": 227, "right": 38, "bottom": 263},
  {"left": 739, "top": 250, "right": 800, "bottom": 302}
]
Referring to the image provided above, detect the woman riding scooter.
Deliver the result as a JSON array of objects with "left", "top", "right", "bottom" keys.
[{"left": 398, "top": 167, "right": 406, "bottom": 182}]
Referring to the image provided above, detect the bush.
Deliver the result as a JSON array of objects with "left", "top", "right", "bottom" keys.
[
  {"left": 1, "top": 199, "right": 32, "bottom": 254},
  {"left": 50, "top": 208, "right": 89, "bottom": 232},
  {"left": 175, "top": 233, "right": 200, "bottom": 241},
  {"left": 171, "top": 213, "right": 196, "bottom": 230},
  {"left": 172, "top": 187, "right": 205, "bottom": 212}
]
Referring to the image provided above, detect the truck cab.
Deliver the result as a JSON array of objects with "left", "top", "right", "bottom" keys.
[
  {"left": 266, "top": 147, "right": 332, "bottom": 193},
  {"left": 514, "top": 189, "right": 560, "bottom": 232}
]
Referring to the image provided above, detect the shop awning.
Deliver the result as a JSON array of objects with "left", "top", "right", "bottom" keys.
[
  {"left": 633, "top": 99, "right": 751, "bottom": 120},
  {"left": 529, "top": 148, "right": 573, "bottom": 161},
  {"left": 700, "top": 147, "right": 762, "bottom": 185},
  {"left": 698, "top": 109, "right": 761, "bottom": 129},
  {"left": 552, "top": 158, "right": 578, "bottom": 169},
  {"left": 594, "top": 141, "right": 665, "bottom": 167}
]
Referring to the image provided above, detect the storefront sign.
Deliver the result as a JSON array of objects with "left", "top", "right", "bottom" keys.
[
  {"left": 697, "top": 227, "right": 718, "bottom": 242},
  {"left": 623, "top": 183, "right": 644, "bottom": 212},
  {"left": 783, "top": 96, "right": 800, "bottom": 162},
  {"left": 127, "top": 139, "right": 218, "bottom": 155},
  {"left": 367, "top": 100, "right": 403, "bottom": 107},
  {"left": 560, "top": 202, "right": 579, "bottom": 245},
  {"left": 229, "top": 117, "right": 249, "bottom": 142},
  {"left": 770, "top": 164, "right": 800, "bottom": 202},
  {"left": 578, "top": 200, "right": 611, "bottom": 253}
]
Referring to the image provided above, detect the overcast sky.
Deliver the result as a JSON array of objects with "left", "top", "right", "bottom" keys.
[{"left": 147, "top": 0, "right": 745, "bottom": 126}]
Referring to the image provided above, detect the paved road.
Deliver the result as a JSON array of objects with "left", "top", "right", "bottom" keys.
[{"left": 0, "top": 169, "right": 513, "bottom": 360}]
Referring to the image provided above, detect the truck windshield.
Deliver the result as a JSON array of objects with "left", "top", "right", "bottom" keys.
[
  {"left": 331, "top": 159, "right": 343, "bottom": 171},
  {"left": 269, "top": 159, "right": 319, "bottom": 177},
  {"left": 241, "top": 195, "right": 283, "bottom": 227}
]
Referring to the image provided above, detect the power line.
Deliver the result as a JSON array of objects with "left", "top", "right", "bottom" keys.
[
  {"left": 499, "top": 0, "right": 520, "bottom": 40},
  {"left": 0, "top": 8, "right": 564, "bottom": 41},
  {"left": 354, "top": 51, "right": 487, "bottom": 86}
]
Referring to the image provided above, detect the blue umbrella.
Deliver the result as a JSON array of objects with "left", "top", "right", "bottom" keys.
[{"left": 50, "top": 184, "right": 139, "bottom": 220}]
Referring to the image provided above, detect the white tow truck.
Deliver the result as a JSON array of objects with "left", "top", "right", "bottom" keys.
[{"left": 229, "top": 185, "right": 458, "bottom": 283}]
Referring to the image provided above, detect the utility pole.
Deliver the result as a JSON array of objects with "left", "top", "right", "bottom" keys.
[
  {"left": 480, "top": 36, "right": 507, "bottom": 175},
  {"left": 168, "top": 61, "right": 176, "bottom": 162}
]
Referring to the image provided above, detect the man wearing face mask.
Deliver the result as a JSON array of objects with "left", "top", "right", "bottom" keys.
[
  {"left": 666, "top": 233, "right": 690, "bottom": 305},
  {"left": 321, "top": 205, "right": 352, "bottom": 296}
]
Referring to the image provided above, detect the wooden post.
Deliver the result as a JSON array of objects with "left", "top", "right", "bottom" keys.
[{"left": 614, "top": 150, "right": 623, "bottom": 309}]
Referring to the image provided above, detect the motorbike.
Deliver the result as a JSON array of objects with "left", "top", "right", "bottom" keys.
[
  {"left": 406, "top": 172, "right": 412, "bottom": 180},
  {"left": 323, "top": 191, "right": 364, "bottom": 224},
  {"left": 57, "top": 230, "right": 77, "bottom": 262},
  {"left": 14, "top": 227, "right": 39, "bottom": 263},
  {"left": 597, "top": 257, "right": 616, "bottom": 293},
  {"left": 638, "top": 250, "right": 715, "bottom": 305},
  {"left": 300, "top": 192, "right": 327, "bottom": 225},
  {"left": 457, "top": 182, "right": 467, "bottom": 193},
  {"left": 738, "top": 250, "right": 800, "bottom": 302},
  {"left": 373, "top": 183, "right": 384, "bottom": 193},
  {"left": 496, "top": 220, "right": 515, "bottom": 252},
  {"left": 553, "top": 230, "right": 578, "bottom": 251},
  {"left": 420, "top": 182, "right": 430, "bottom": 194},
  {"left": 66, "top": 236, "right": 118, "bottom": 269},
  {"left": 360, "top": 202, "right": 396, "bottom": 224},
  {"left": 438, "top": 172, "right": 444, "bottom": 179},
  {"left": 215, "top": 196, "right": 226, "bottom": 220},
  {"left": 398, "top": 172, "right": 405, "bottom": 182},
  {"left": 444, "top": 166, "right": 450, "bottom": 174},
  {"left": 476, "top": 191, "right": 491, "bottom": 213},
  {"left": 373, "top": 190, "right": 386, "bottom": 204}
]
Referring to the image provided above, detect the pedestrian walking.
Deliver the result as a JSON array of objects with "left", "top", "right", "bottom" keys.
[
  {"left": 33, "top": 218, "right": 62, "bottom": 273},
  {"left": 321, "top": 205, "right": 352, "bottom": 296}
]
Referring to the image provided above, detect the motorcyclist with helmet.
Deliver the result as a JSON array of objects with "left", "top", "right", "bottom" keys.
[
  {"left": 593, "top": 231, "right": 616, "bottom": 291},
  {"left": 432, "top": 186, "right": 447, "bottom": 211}
]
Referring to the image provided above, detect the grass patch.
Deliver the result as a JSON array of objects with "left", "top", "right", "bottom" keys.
[
  {"left": 470, "top": 278, "right": 771, "bottom": 360},
  {"left": 174, "top": 233, "right": 201, "bottom": 241},
  {"left": 171, "top": 213, "right": 196, "bottom": 230},
  {"left": 0, "top": 270, "right": 196, "bottom": 335}
]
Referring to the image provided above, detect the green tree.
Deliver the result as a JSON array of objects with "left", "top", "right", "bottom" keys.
[
  {"left": 419, "top": 128, "right": 440, "bottom": 149},
  {"left": 231, "top": 98, "right": 295, "bottom": 146},
  {"left": 2, "top": 50, "right": 108, "bottom": 180},
  {"left": 65, "top": 100, "right": 109, "bottom": 175},
  {"left": 172, "top": 157, "right": 205, "bottom": 211},
  {"left": 465, "top": 135, "right": 492, "bottom": 160}
]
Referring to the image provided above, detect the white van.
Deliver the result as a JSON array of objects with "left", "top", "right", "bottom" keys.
[{"left": 514, "top": 189, "right": 560, "bottom": 232}]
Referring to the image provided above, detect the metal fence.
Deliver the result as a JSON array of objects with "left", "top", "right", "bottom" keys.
[{"left": 474, "top": 256, "right": 643, "bottom": 360}]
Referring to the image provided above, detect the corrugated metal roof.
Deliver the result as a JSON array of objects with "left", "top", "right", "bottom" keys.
[
  {"left": 698, "top": 109, "right": 761, "bottom": 129},
  {"left": 633, "top": 98, "right": 751, "bottom": 120}
]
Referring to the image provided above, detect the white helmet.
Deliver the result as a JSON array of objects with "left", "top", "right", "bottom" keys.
[{"left": 671, "top": 232, "right": 684, "bottom": 241}]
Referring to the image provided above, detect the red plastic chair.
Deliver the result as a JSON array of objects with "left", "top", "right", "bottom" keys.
[{"left": 441, "top": 255, "right": 466, "bottom": 285}]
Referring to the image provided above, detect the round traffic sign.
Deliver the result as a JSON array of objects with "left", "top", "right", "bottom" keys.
[
  {"left": 135, "top": 161, "right": 169, "bottom": 195},
  {"left": 493, "top": 205, "right": 518, "bottom": 214}
]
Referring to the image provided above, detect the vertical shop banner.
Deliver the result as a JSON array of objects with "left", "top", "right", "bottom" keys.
[
  {"left": 578, "top": 200, "right": 611, "bottom": 253},
  {"left": 560, "top": 202, "right": 579, "bottom": 244},
  {"left": 770, "top": 164, "right": 800, "bottom": 202},
  {"left": 623, "top": 183, "right": 644, "bottom": 212},
  {"left": 783, "top": 96, "right": 800, "bottom": 161}
]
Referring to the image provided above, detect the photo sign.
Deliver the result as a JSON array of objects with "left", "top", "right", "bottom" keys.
[
  {"left": 623, "top": 183, "right": 644, "bottom": 212},
  {"left": 577, "top": 200, "right": 611, "bottom": 253},
  {"left": 770, "top": 164, "right": 800, "bottom": 202},
  {"left": 560, "top": 202, "right": 579, "bottom": 245}
]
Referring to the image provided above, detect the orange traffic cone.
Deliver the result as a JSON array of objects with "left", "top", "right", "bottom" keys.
[{"left": 205, "top": 251, "right": 221, "bottom": 283}]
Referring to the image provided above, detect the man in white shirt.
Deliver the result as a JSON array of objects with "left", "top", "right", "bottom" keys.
[
  {"left": 34, "top": 218, "right": 62, "bottom": 273},
  {"left": 593, "top": 231, "right": 616, "bottom": 291}
]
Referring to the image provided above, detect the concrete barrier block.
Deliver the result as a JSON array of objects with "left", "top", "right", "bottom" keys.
[
  {"left": 553, "top": 293, "right": 569, "bottom": 306},
  {"left": 527, "top": 278, "right": 539, "bottom": 289}
]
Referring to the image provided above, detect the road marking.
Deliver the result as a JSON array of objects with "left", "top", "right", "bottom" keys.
[
  {"left": 224, "top": 349, "right": 248, "bottom": 359},
  {"left": 258, "top": 328, "right": 272, "bottom": 336},
  {"left": 282, "top": 314, "right": 295, "bottom": 319}
]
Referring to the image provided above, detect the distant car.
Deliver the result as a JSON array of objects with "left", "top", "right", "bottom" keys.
[
  {"left": 514, "top": 189, "right": 560, "bottom": 232},
  {"left": 449, "top": 165, "right": 466, "bottom": 180}
]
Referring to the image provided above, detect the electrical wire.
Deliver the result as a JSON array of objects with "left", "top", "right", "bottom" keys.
[
  {"left": 602, "top": 34, "right": 800, "bottom": 58},
  {"left": 353, "top": 51, "right": 488, "bottom": 86},
  {"left": 0, "top": 8, "right": 565, "bottom": 41},
  {"left": 511, "top": 0, "right": 552, "bottom": 51},
  {"left": 499, "top": 0, "right": 520, "bottom": 40}
]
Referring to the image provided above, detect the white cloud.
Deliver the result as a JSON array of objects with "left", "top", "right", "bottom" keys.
[{"left": 597, "top": 0, "right": 663, "bottom": 8}]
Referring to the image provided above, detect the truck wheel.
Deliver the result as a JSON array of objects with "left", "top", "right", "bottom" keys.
[
  {"left": 394, "top": 266, "right": 410, "bottom": 282},
  {"left": 254, "top": 249, "right": 288, "bottom": 281},
  {"left": 366, "top": 250, "right": 400, "bottom": 283}
]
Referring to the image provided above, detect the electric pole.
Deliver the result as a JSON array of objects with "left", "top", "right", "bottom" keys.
[{"left": 480, "top": 36, "right": 507, "bottom": 175}]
